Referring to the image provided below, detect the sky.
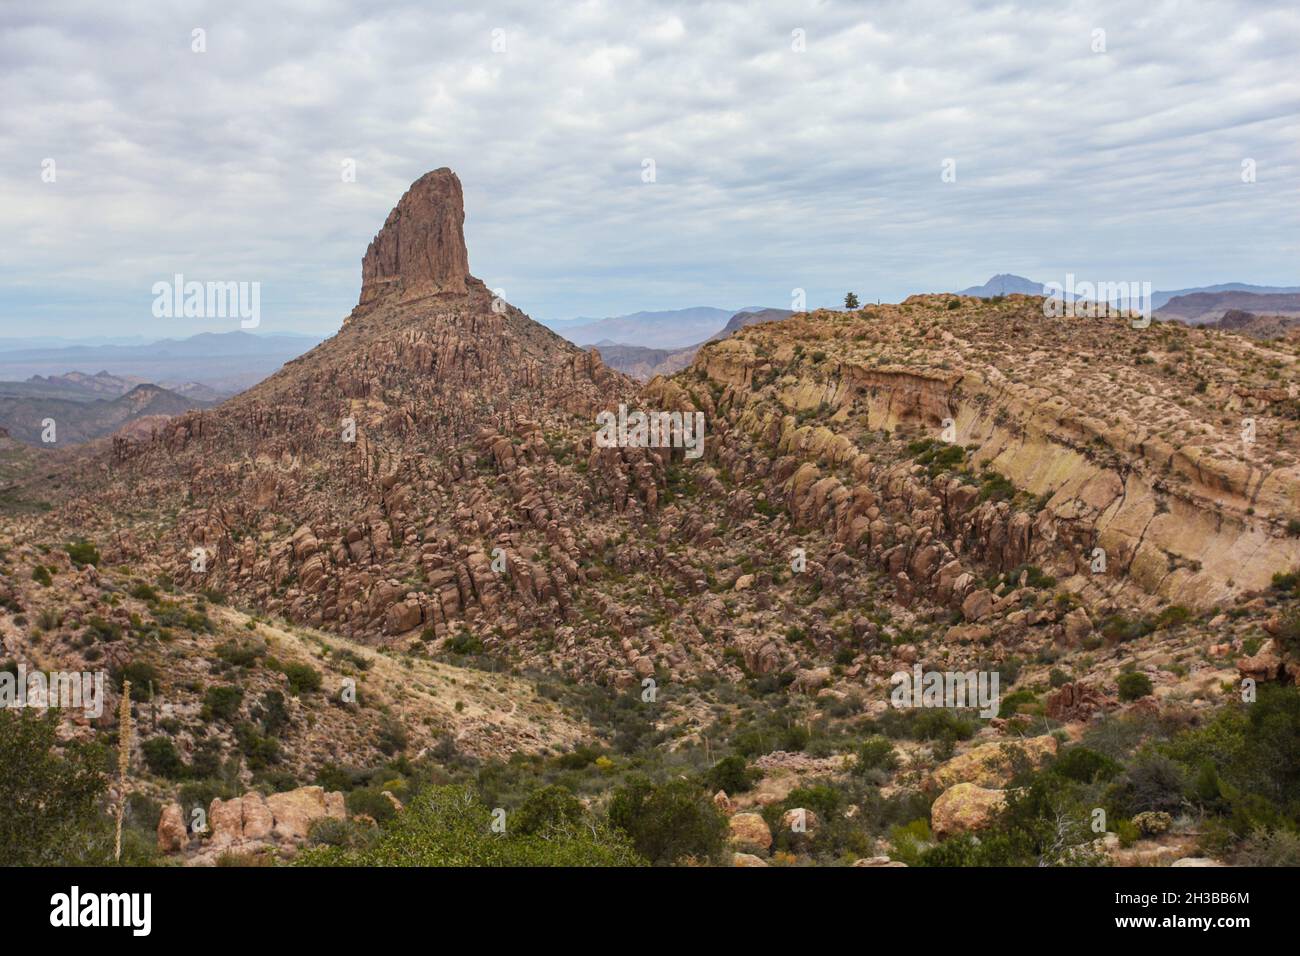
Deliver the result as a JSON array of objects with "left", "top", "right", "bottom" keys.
[{"left": 2, "top": 0, "right": 1299, "bottom": 338}]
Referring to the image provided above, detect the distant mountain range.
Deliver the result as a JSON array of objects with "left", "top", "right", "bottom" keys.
[
  {"left": 0, "top": 383, "right": 212, "bottom": 445},
  {"left": 542, "top": 306, "right": 779, "bottom": 350},
  {"left": 0, "top": 331, "right": 322, "bottom": 394},
  {"left": 955, "top": 274, "right": 1300, "bottom": 311},
  {"left": 589, "top": 307, "right": 795, "bottom": 380}
]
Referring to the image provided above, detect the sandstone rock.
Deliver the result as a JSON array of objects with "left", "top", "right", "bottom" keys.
[
  {"left": 1170, "top": 857, "right": 1223, "bottom": 867},
  {"left": 852, "top": 856, "right": 907, "bottom": 867},
  {"left": 931, "top": 782, "right": 1008, "bottom": 839},
  {"left": 962, "top": 589, "right": 994, "bottom": 621},
  {"left": 266, "top": 785, "right": 343, "bottom": 841},
  {"left": 780, "top": 807, "right": 820, "bottom": 836},
  {"left": 241, "top": 791, "right": 274, "bottom": 840},
  {"left": 157, "top": 802, "right": 187, "bottom": 853},
  {"left": 732, "top": 852, "right": 770, "bottom": 867},
  {"left": 728, "top": 812, "right": 773, "bottom": 853},
  {"left": 359, "top": 167, "right": 470, "bottom": 305},
  {"left": 929, "top": 735, "right": 1057, "bottom": 790},
  {"left": 208, "top": 796, "right": 244, "bottom": 847}
]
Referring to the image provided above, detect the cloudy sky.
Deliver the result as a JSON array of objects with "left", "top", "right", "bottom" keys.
[{"left": 3, "top": 0, "right": 1298, "bottom": 338}]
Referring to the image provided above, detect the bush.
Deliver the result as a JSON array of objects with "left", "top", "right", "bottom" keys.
[
  {"left": 202, "top": 685, "right": 244, "bottom": 723},
  {"left": 142, "top": 736, "right": 187, "bottom": 779},
  {"left": 112, "top": 661, "right": 161, "bottom": 700},
  {"left": 0, "top": 710, "right": 114, "bottom": 865},
  {"left": 608, "top": 777, "right": 728, "bottom": 865},
  {"left": 513, "top": 785, "right": 585, "bottom": 836},
  {"left": 1117, "top": 671, "right": 1153, "bottom": 702},
  {"left": 278, "top": 662, "right": 322, "bottom": 695},
  {"left": 64, "top": 540, "right": 101, "bottom": 568},
  {"left": 853, "top": 737, "right": 899, "bottom": 774},
  {"left": 300, "top": 786, "right": 642, "bottom": 866},
  {"left": 1052, "top": 746, "right": 1122, "bottom": 784},
  {"left": 31, "top": 566, "right": 52, "bottom": 587},
  {"left": 702, "top": 755, "right": 760, "bottom": 794}
]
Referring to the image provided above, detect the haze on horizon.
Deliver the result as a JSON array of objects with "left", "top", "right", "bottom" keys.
[{"left": 2, "top": 0, "right": 1298, "bottom": 339}]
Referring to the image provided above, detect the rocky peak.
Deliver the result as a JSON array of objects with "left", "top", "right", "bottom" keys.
[{"left": 359, "top": 167, "right": 472, "bottom": 306}]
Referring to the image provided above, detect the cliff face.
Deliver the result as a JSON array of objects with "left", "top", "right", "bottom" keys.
[
  {"left": 358, "top": 168, "right": 472, "bottom": 305},
  {"left": 659, "top": 294, "right": 1300, "bottom": 609}
]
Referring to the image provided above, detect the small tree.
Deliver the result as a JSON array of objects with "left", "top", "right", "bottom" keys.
[{"left": 844, "top": 292, "right": 860, "bottom": 309}]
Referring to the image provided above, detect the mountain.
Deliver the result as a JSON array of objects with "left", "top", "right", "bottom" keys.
[
  {"left": 1203, "top": 309, "right": 1300, "bottom": 339},
  {"left": 955, "top": 273, "right": 1049, "bottom": 297},
  {"left": 1155, "top": 291, "right": 1300, "bottom": 324},
  {"left": 0, "top": 331, "right": 322, "bottom": 394},
  {"left": 1150, "top": 282, "right": 1300, "bottom": 310},
  {"left": 956, "top": 274, "right": 1300, "bottom": 312},
  {"left": 0, "top": 383, "right": 212, "bottom": 445},
  {"left": 592, "top": 307, "right": 797, "bottom": 381},
  {"left": 543, "top": 306, "right": 777, "bottom": 350},
  {"left": 6, "top": 171, "right": 1298, "bottom": 870}
]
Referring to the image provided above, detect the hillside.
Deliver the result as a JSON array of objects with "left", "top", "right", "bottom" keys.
[{"left": 6, "top": 170, "right": 1299, "bottom": 870}]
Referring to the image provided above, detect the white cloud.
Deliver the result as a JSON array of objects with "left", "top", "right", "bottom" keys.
[{"left": 1, "top": 0, "right": 1297, "bottom": 337}]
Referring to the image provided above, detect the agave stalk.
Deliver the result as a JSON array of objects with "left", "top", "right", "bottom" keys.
[{"left": 115, "top": 680, "right": 133, "bottom": 864}]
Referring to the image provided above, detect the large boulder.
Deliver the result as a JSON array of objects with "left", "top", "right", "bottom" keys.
[
  {"left": 931, "top": 783, "right": 1008, "bottom": 839},
  {"left": 157, "top": 802, "right": 187, "bottom": 853},
  {"left": 266, "top": 785, "right": 344, "bottom": 841},
  {"left": 929, "top": 735, "right": 1057, "bottom": 790},
  {"left": 728, "top": 812, "right": 773, "bottom": 853}
]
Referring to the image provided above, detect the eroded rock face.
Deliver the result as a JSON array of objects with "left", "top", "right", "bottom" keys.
[
  {"left": 359, "top": 167, "right": 470, "bottom": 305},
  {"left": 728, "top": 812, "right": 773, "bottom": 853}
]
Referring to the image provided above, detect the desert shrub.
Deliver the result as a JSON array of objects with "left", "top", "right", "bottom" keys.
[
  {"left": 278, "top": 661, "right": 322, "bottom": 695},
  {"left": 702, "top": 755, "right": 760, "bottom": 794},
  {"left": 112, "top": 661, "right": 160, "bottom": 700},
  {"left": 1117, "top": 671, "right": 1153, "bottom": 702},
  {"left": 513, "top": 785, "right": 585, "bottom": 836},
  {"left": 444, "top": 632, "right": 485, "bottom": 655},
  {"left": 64, "top": 540, "right": 100, "bottom": 567},
  {"left": 853, "top": 737, "right": 899, "bottom": 774},
  {"left": 234, "top": 721, "right": 281, "bottom": 770},
  {"left": 301, "top": 786, "right": 642, "bottom": 866},
  {"left": 1234, "top": 828, "right": 1300, "bottom": 866},
  {"left": 31, "top": 566, "right": 52, "bottom": 587},
  {"left": 1108, "top": 754, "right": 1185, "bottom": 816},
  {"left": 1052, "top": 746, "right": 1122, "bottom": 784},
  {"left": 202, "top": 685, "right": 244, "bottom": 723},
  {"left": 142, "top": 736, "right": 186, "bottom": 779},
  {"left": 607, "top": 776, "right": 728, "bottom": 865},
  {"left": 0, "top": 710, "right": 116, "bottom": 865}
]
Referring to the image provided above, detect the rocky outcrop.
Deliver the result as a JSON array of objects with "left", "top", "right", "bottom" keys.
[
  {"left": 359, "top": 167, "right": 471, "bottom": 306},
  {"left": 931, "top": 782, "right": 1008, "bottom": 839},
  {"left": 928, "top": 735, "right": 1058, "bottom": 791}
]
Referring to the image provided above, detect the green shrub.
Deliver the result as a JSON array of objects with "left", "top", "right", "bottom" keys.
[
  {"left": 1052, "top": 746, "right": 1122, "bottom": 784},
  {"left": 1117, "top": 671, "right": 1153, "bottom": 702},
  {"left": 301, "top": 786, "right": 642, "bottom": 866},
  {"left": 142, "top": 736, "right": 187, "bottom": 779},
  {"left": 278, "top": 662, "right": 322, "bottom": 695},
  {"left": 202, "top": 685, "right": 244, "bottom": 722},
  {"left": 608, "top": 777, "right": 728, "bottom": 865},
  {"left": 853, "top": 737, "right": 899, "bottom": 774},
  {"left": 513, "top": 785, "right": 585, "bottom": 835},
  {"left": 702, "top": 755, "right": 760, "bottom": 794},
  {"left": 64, "top": 540, "right": 101, "bottom": 568}
]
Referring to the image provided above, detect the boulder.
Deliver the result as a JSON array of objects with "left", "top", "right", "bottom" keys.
[
  {"left": 157, "top": 802, "right": 187, "bottom": 853},
  {"left": 931, "top": 783, "right": 1008, "bottom": 839},
  {"left": 728, "top": 812, "right": 773, "bottom": 853},
  {"left": 929, "top": 735, "right": 1057, "bottom": 790}
]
